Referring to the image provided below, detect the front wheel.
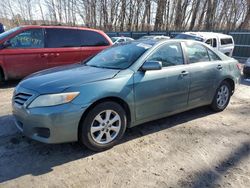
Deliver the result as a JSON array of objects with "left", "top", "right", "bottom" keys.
[
  {"left": 210, "top": 81, "right": 232, "bottom": 112},
  {"left": 79, "top": 101, "right": 127, "bottom": 151}
]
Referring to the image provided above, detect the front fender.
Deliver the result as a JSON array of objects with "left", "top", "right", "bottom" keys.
[{"left": 66, "top": 73, "right": 136, "bottom": 122}]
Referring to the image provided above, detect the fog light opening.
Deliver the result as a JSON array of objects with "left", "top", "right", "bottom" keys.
[{"left": 35, "top": 127, "right": 50, "bottom": 138}]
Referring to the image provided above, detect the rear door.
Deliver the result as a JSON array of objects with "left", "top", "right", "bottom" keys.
[
  {"left": 183, "top": 41, "right": 222, "bottom": 108},
  {"left": 2, "top": 28, "right": 47, "bottom": 79},
  {"left": 134, "top": 42, "right": 190, "bottom": 120},
  {"left": 44, "top": 28, "right": 82, "bottom": 68}
]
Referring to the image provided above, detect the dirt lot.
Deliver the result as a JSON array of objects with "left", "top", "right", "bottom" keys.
[{"left": 0, "top": 79, "right": 250, "bottom": 188}]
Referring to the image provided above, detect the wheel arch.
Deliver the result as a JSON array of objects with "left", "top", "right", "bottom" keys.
[
  {"left": 78, "top": 96, "right": 132, "bottom": 140},
  {"left": 0, "top": 65, "right": 5, "bottom": 81},
  {"left": 222, "top": 77, "right": 235, "bottom": 95}
]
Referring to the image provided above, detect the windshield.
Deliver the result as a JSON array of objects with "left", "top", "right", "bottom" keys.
[
  {"left": 174, "top": 34, "right": 203, "bottom": 41},
  {"left": 86, "top": 42, "right": 152, "bottom": 69},
  {"left": 0, "top": 27, "right": 21, "bottom": 41}
]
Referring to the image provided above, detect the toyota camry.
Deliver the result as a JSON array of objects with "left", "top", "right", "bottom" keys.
[{"left": 12, "top": 39, "right": 241, "bottom": 151}]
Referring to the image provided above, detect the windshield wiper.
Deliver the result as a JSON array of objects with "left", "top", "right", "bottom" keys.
[{"left": 87, "top": 64, "right": 121, "bottom": 70}]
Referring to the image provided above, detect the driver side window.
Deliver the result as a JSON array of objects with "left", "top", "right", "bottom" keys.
[
  {"left": 147, "top": 43, "right": 184, "bottom": 67},
  {"left": 9, "top": 29, "right": 44, "bottom": 49}
]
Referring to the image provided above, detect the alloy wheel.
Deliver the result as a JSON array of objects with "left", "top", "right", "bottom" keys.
[
  {"left": 216, "top": 84, "right": 229, "bottom": 108},
  {"left": 90, "top": 110, "right": 121, "bottom": 144}
]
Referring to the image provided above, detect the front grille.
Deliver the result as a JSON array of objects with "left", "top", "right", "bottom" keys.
[{"left": 14, "top": 92, "right": 32, "bottom": 106}]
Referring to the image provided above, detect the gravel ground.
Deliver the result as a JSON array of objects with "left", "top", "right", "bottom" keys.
[{"left": 0, "top": 79, "right": 249, "bottom": 188}]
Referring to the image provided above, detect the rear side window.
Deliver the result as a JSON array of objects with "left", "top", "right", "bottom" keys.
[
  {"left": 9, "top": 29, "right": 44, "bottom": 48},
  {"left": 79, "top": 30, "right": 110, "bottom": 46},
  {"left": 220, "top": 38, "right": 233, "bottom": 45},
  {"left": 46, "top": 28, "right": 80, "bottom": 48},
  {"left": 118, "top": 39, "right": 125, "bottom": 42},
  {"left": 207, "top": 49, "right": 221, "bottom": 61},
  {"left": 185, "top": 43, "right": 210, "bottom": 63},
  {"left": 147, "top": 43, "right": 184, "bottom": 67}
]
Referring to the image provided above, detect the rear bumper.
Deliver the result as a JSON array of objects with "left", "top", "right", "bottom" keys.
[{"left": 13, "top": 102, "right": 87, "bottom": 144}]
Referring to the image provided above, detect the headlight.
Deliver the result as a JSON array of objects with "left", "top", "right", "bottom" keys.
[{"left": 28, "top": 92, "right": 79, "bottom": 108}]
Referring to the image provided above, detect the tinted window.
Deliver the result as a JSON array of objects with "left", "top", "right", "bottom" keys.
[
  {"left": 147, "top": 43, "right": 184, "bottom": 67},
  {"left": 46, "top": 28, "right": 80, "bottom": 48},
  {"left": 79, "top": 30, "right": 109, "bottom": 46},
  {"left": 9, "top": 29, "right": 44, "bottom": 48},
  {"left": 207, "top": 49, "right": 221, "bottom": 61},
  {"left": 212, "top": 38, "right": 217, "bottom": 47},
  {"left": 86, "top": 42, "right": 150, "bottom": 69},
  {"left": 185, "top": 43, "right": 210, "bottom": 63},
  {"left": 205, "top": 39, "right": 212, "bottom": 47},
  {"left": 220, "top": 38, "right": 233, "bottom": 45},
  {"left": 205, "top": 38, "right": 217, "bottom": 48}
]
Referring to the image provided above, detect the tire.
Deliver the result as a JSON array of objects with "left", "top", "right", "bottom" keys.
[
  {"left": 210, "top": 81, "right": 232, "bottom": 112},
  {"left": 0, "top": 71, "right": 4, "bottom": 86},
  {"left": 79, "top": 101, "right": 127, "bottom": 151}
]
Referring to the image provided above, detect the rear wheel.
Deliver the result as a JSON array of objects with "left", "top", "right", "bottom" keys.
[
  {"left": 210, "top": 81, "right": 232, "bottom": 112},
  {"left": 79, "top": 101, "right": 127, "bottom": 151}
]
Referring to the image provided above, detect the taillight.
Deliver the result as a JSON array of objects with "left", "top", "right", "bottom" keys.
[{"left": 236, "top": 63, "right": 242, "bottom": 70}]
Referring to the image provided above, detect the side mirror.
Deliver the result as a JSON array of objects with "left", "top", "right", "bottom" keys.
[
  {"left": 0, "top": 40, "right": 11, "bottom": 49},
  {"left": 141, "top": 60, "right": 162, "bottom": 71}
]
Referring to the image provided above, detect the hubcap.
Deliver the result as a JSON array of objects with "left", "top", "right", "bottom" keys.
[
  {"left": 216, "top": 85, "right": 229, "bottom": 108},
  {"left": 90, "top": 110, "right": 121, "bottom": 144}
]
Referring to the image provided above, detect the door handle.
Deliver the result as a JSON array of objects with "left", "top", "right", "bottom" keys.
[
  {"left": 54, "top": 53, "right": 60, "bottom": 57},
  {"left": 180, "top": 70, "right": 189, "bottom": 76},
  {"left": 40, "top": 53, "right": 49, "bottom": 58},
  {"left": 217, "top": 65, "right": 223, "bottom": 70},
  {"left": 49, "top": 53, "right": 60, "bottom": 57}
]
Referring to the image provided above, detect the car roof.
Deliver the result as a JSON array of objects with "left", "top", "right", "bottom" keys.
[
  {"left": 112, "top": 36, "right": 132, "bottom": 39},
  {"left": 19, "top": 25, "right": 104, "bottom": 33},
  {"left": 182, "top": 32, "right": 232, "bottom": 39},
  {"left": 120, "top": 38, "right": 216, "bottom": 47},
  {"left": 131, "top": 39, "right": 193, "bottom": 45}
]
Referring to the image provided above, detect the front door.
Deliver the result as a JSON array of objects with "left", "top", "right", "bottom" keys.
[
  {"left": 2, "top": 28, "right": 47, "bottom": 79},
  {"left": 133, "top": 42, "right": 190, "bottom": 121}
]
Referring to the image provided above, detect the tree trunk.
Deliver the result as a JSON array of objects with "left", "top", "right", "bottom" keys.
[
  {"left": 239, "top": 0, "right": 250, "bottom": 29},
  {"left": 189, "top": 0, "right": 201, "bottom": 30}
]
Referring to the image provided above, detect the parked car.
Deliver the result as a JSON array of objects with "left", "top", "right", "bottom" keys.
[
  {"left": 174, "top": 32, "right": 235, "bottom": 57},
  {"left": 13, "top": 39, "right": 241, "bottom": 151},
  {"left": 139, "top": 35, "right": 170, "bottom": 40},
  {"left": 111, "top": 37, "right": 134, "bottom": 44},
  {"left": 0, "top": 25, "right": 112, "bottom": 82},
  {"left": 243, "top": 57, "right": 250, "bottom": 77}
]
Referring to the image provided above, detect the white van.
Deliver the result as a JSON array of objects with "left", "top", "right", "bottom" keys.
[{"left": 175, "top": 32, "right": 235, "bottom": 57}]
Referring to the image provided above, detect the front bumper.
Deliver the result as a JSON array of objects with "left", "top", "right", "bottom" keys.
[{"left": 12, "top": 88, "right": 87, "bottom": 144}]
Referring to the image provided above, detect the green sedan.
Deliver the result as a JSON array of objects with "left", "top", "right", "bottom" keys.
[{"left": 12, "top": 39, "right": 241, "bottom": 151}]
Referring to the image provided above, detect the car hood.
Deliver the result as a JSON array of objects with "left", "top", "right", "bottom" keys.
[{"left": 19, "top": 64, "right": 120, "bottom": 94}]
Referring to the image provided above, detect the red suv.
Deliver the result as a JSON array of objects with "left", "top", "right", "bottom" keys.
[{"left": 0, "top": 25, "right": 112, "bottom": 82}]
